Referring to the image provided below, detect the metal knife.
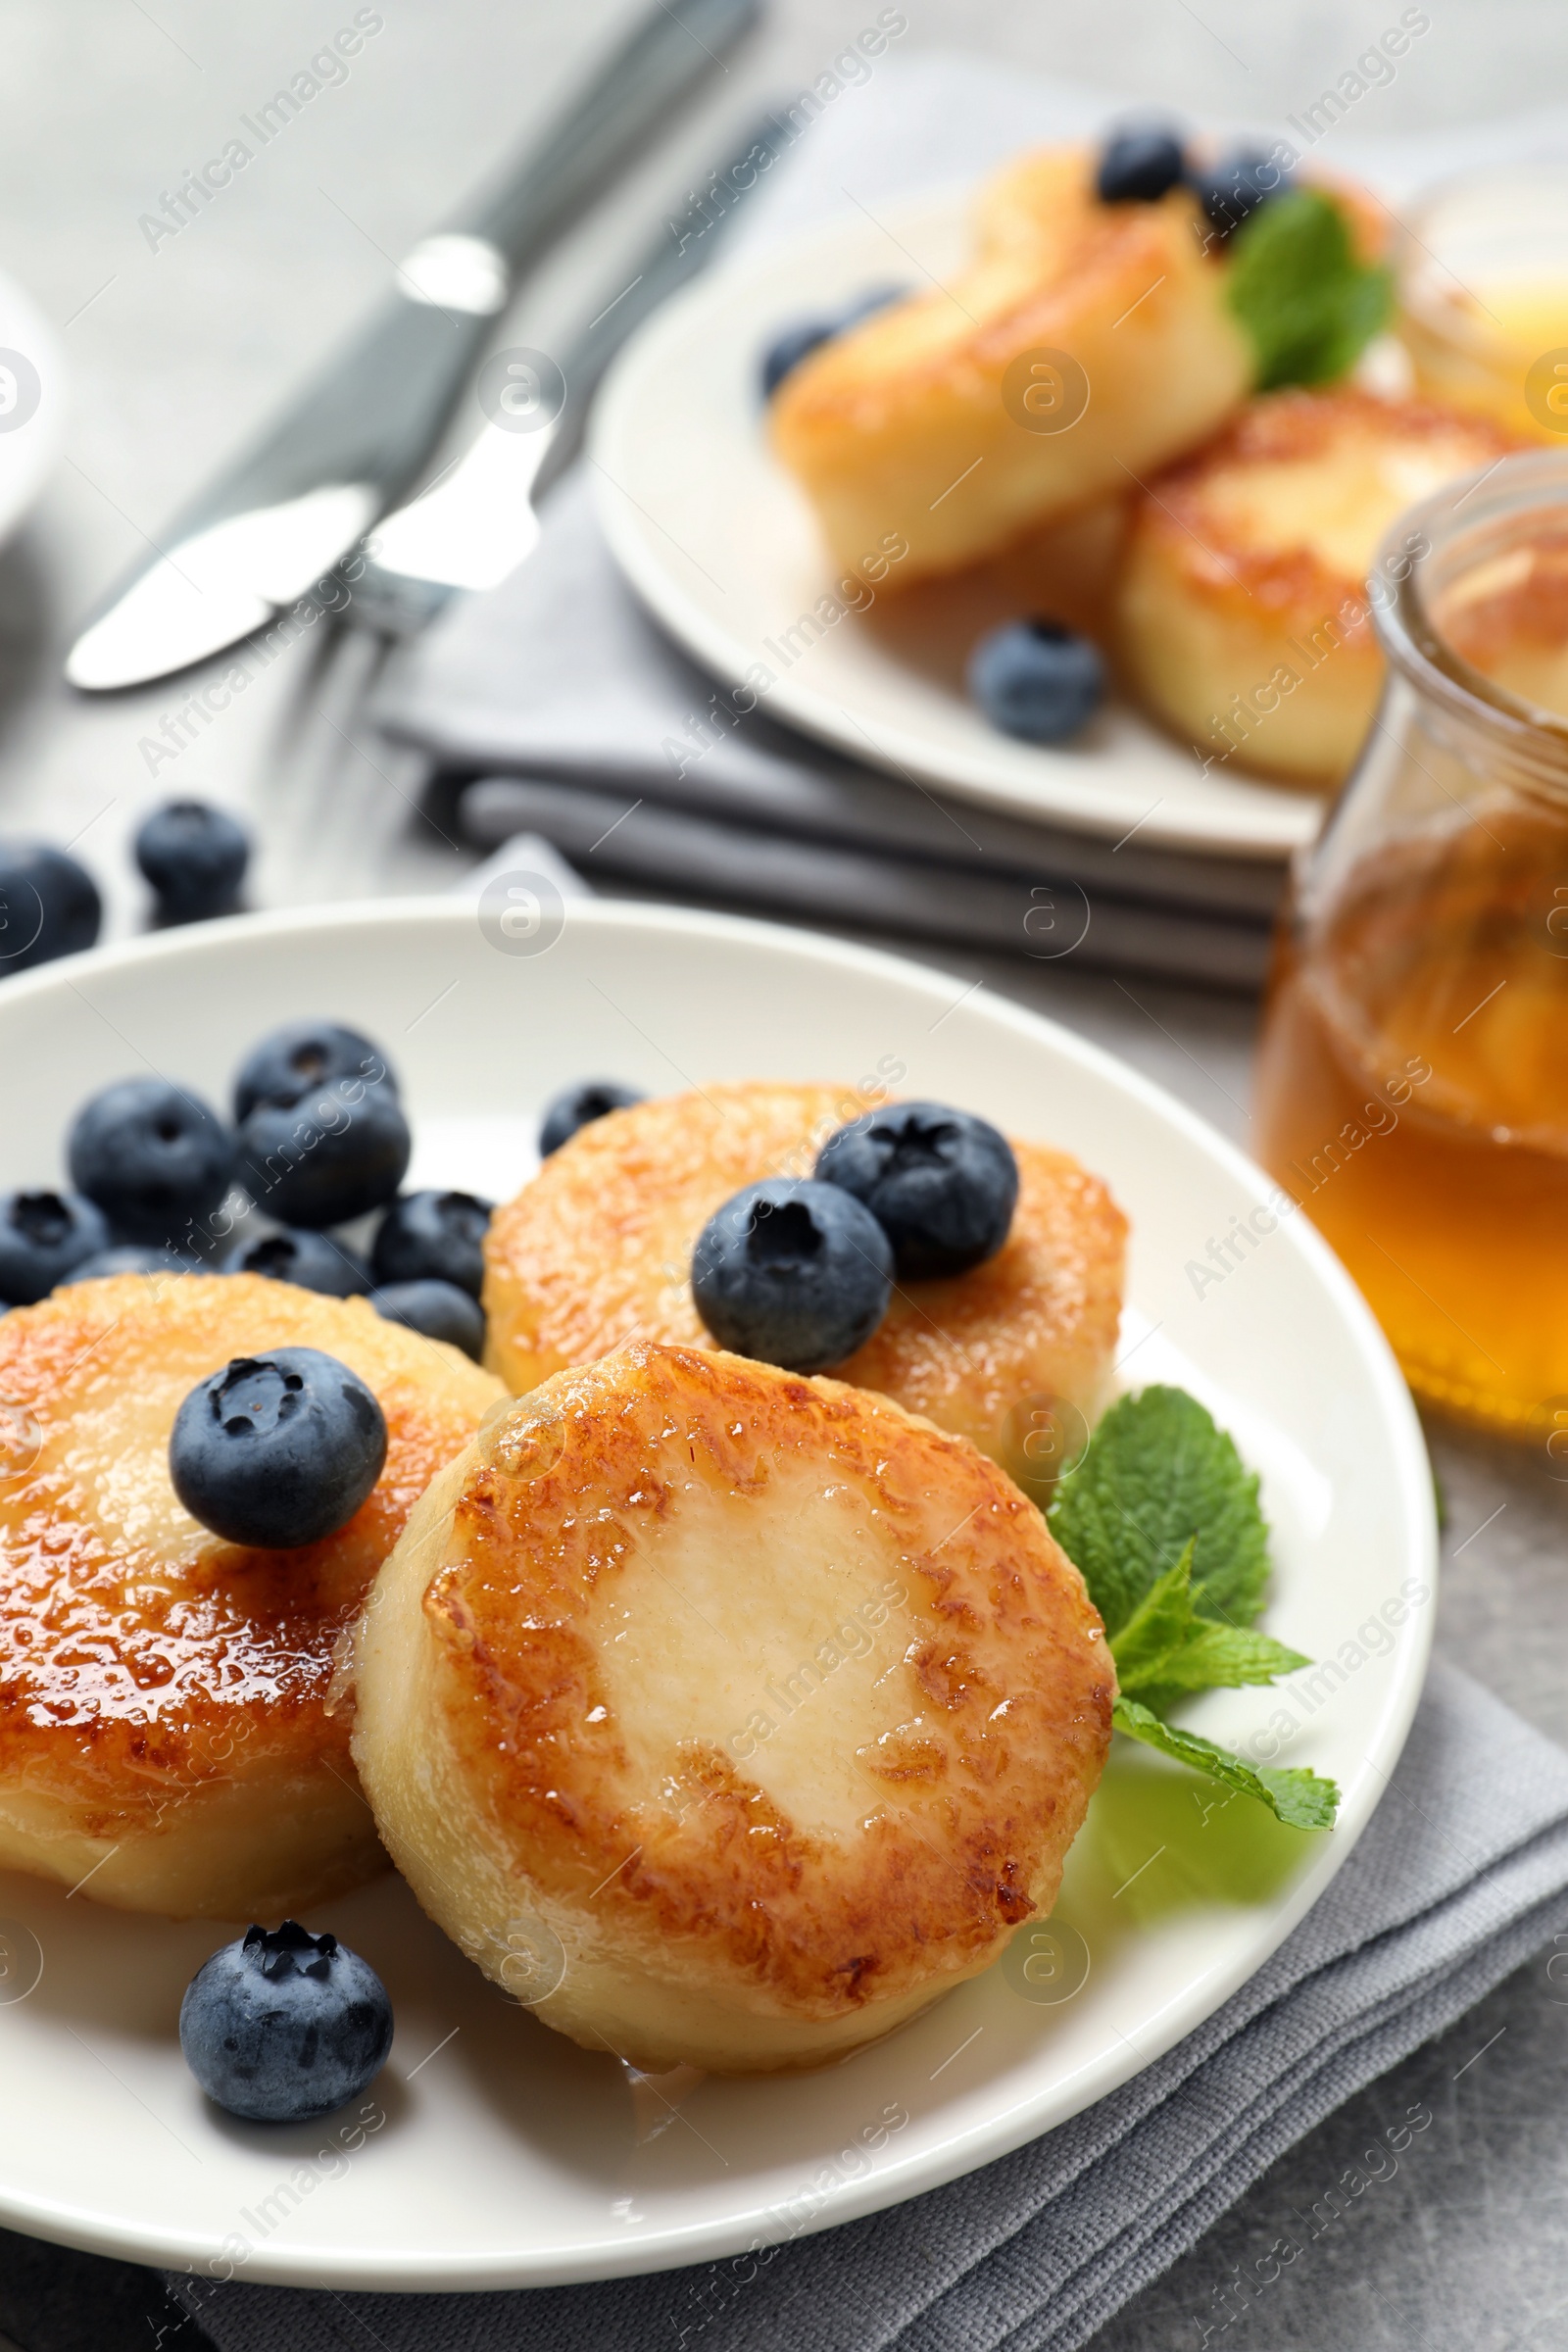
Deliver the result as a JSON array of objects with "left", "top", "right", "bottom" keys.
[
  {"left": 352, "top": 114, "right": 793, "bottom": 637},
  {"left": 65, "top": 0, "right": 760, "bottom": 694}
]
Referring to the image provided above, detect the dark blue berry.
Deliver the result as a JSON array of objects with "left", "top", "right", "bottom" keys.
[
  {"left": 68, "top": 1078, "right": 234, "bottom": 1248},
  {"left": 691, "top": 1178, "right": 892, "bottom": 1372},
  {"left": 370, "top": 1279, "right": 484, "bottom": 1361},
  {"left": 539, "top": 1081, "right": 645, "bottom": 1158},
  {"left": 760, "top": 283, "right": 906, "bottom": 399},
  {"left": 169, "top": 1348, "right": 386, "bottom": 1549},
  {"left": 65, "top": 1244, "right": 199, "bottom": 1281},
  {"left": 967, "top": 618, "right": 1104, "bottom": 743},
  {"left": 0, "top": 842, "right": 100, "bottom": 975},
  {"left": 237, "top": 1074, "right": 411, "bottom": 1229},
  {"left": 1096, "top": 123, "right": 1187, "bottom": 204},
  {"left": 1195, "top": 147, "right": 1290, "bottom": 242},
  {"left": 0, "top": 1191, "right": 111, "bottom": 1303},
  {"left": 134, "top": 800, "right": 250, "bottom": 925},
  {"left": 179, "top": 1920, "right": 392, "bottom": 2124},
  {"left": 816, "top": 1102, "right": 1018, "bottom": 1278},
  {"left": 222, "top": 1227, "right": 368, "bottom": 1297},
  {"left": 370, "top": 1190, "right": 491, "bottom": 1298},
  {"left": 233, "top": 1022, "right": 397, "bottom": 1123}
]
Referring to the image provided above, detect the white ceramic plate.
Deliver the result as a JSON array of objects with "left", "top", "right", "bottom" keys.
[
  {"left": 591, "top": 193, "right": 1326, "bottom": 861},
  {"left": 0, "top": 268, "right": 63, "bottom": 548},
  {"left": 0, "top": 898, "right": 1433, "bottom": 2289}
]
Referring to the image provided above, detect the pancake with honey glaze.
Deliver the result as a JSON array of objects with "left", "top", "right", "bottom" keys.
[
  {"left": 352, "top": 1342, "right": 1113, "bottom": 2073},
  {"left": 483, "top": 1082, "right": 1126, "bottom": 1494},
  {"left": 0, "top": 1273, "right": 501, "bottom": 1919},
  {"left": 1116, "top": 387, "right": 1518, "bottom": 785},
  {"left": 769, "top": 146, "right": 1253, "bottom": 583}
]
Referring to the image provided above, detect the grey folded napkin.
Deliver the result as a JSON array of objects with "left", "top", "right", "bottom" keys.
[
  {"left": 169, "top": 1660, "right": 1568, "bottom": 2352},
  {"left": 371, "top": 56, "right": 1568, "bottom": 990},
  {"left": 381, "top": 472, "right": 1284, "bottom": 989}
]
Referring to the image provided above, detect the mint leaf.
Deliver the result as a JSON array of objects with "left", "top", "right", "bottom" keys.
[
  {"left": 1109, "top": 1536, "right": 1307, "bottom": 1711},
  {"left": 1226, "top": 187, "right": 1393, "bottom": 390},
  {"left": 1049, "top": 1386, "right": 1270, "bottom": 1636},
  {"left": 1114, "top": 1695, "right": 1340, "bottom": 1831}
]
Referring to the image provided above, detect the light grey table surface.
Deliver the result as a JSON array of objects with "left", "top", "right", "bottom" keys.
[{"left": 0, "top": 3, "right": 1565, "bottom": 2348}]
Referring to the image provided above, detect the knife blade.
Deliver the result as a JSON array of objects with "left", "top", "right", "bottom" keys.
[
  {"left": 350, "top": 113, "right": 793, "bottom": 638},
  {"left": 65, "top": 0, "right": 761, "bottom": 694}
]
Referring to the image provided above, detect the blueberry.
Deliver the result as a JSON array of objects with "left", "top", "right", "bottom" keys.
[
  {"left": 134, "top": 800, "right": 250, "bottom": 925},
  {"left": 1096, "top": 123, "right": 1187, "bottom": 204},
  {"left": 815, "top": 1102, "right": 1018, "bottom": 1278},
  {"left": 538, "top": 1081, "right": 645, "bottom": 1158},
  {"left": 967, "top": 618, "right": 1104, "bottom": 743},
  {"left": 179, "top": 1920, "right": 392, "bottom": 2125},
  {"left": 233, "top": 1021, "right": 397, "bottom": 1124},
  {"left": 65, "top": 1244, "right": 198, "bottom": 1281},
  {"left": 1195, "top": 147, "right": 1290, "bottom": 243},
  {"left": 691, "top": 1178, "right": 892, "bottom": 1372},
  {"left": 222, "top": 1227, "right": 368, "bottom": 1297},
  {"left": 0, "top": 1191, "right": 111, "bottom": 1303},
  {"left": 370, "top": 1279, "right": 485, "bottom": 1361},
  {"left": 238, "top": 1074, "right": 411, "bottom": 1229},
  {"left": 369, "top": 1190, "right": 491, "bottom": 1298},
  {"left": 68, "top": 1078, "right": 234, "bottom": 1248},
  {"left": 170, "top": 1348, "right": 387, "bottom": 1548},
  {"left": 0, "top": 842, "right": 101, "bottom": 975},
  {"left": 760, "top": 283, "right": 906, "bottom": 399}
]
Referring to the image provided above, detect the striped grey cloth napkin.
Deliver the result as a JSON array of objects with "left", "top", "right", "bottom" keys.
[{"left": 169, "top": 1660, "right": 1568, "bottom": 2352}]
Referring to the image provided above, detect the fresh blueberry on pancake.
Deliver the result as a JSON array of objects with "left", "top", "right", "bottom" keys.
[
  {"left": 0, "top": 1272, "right": 502, "bottom": 1919},
  {"left": 371, "top": 1279, "right": 485, "bottom": 1362},
  {"left": 815, "top": 1102, "right": 1019, "bottom": 1277},
  {"left": 170, "top": 1348, "right": 388, "bottom": 1550},
  {"left": 69, "top": 1077, "right": 233, "bottom": 1248},
  {"left": 691, "top": 1177, "right": 892, "bottom": 1371},
  {"left": 351, "top": 1342, "right": 1114, "bottom": 2073},
  {"left": 64, "top": 1244, "right": 199, "bottom": 1282},
  {"left": 0, "top": 1191, "right": 110, "bottom": 1304},
  {"left": 370, "top": 1190, "right": 491, "bottom": 1299},
  {"left": 1095, "top": 122, "right": 1187, "bottom": 205},
  {"left": 482, "top": 1082, "right": 1125, "bottom": 1492},
  {"left": 537, "top": 1079, "right": 645, "bottom": 1158},
  {"left": 180, "top": 1920, "right": 392, "bottom": 2123}
]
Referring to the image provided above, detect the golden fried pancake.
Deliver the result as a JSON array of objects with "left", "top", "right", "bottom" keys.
[
  {"left": 0, "top": 1274, "right": 501, "bottom": 1919},
  {"left": 1116, "top": 387, "right": 1518, "bottom": 784},
  {"left": 482, "top": 1082, "right": 1126, "bottom": 1493},
  {"left": 769, "top": 146, "right": 1252, "bottom": 583},
  {"left": 353, "top": 1342, "right": 1113, "bottom": 2072}
]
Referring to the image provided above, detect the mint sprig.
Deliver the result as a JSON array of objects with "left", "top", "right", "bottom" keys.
[
  {"left": 1226, "top": 187, "right": 1393, "bottom": 391},
  {"left": 1112, "top": 1698, "right": 1341, "bottom": 1833},
  {"left": 1050, "top": 1387, "right": 1339, "bottom": 1831}
]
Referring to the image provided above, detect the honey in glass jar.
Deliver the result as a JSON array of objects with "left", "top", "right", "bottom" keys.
[{"left": 1255, "top": 451, "right": 1568, "bottom": 1437}]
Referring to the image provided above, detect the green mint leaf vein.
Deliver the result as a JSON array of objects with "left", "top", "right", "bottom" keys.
[
  {"left": 1226, "top": 187, "right": 1393, "bottom": 391},
  {"left": 1109, "top": 1538, "right": 1308, "bottom": 1705},
  {"left": 1113, "top": 1695, "right": 1340, "bottom": 1831},
  {"left": 1049, "top": 1385, "right": 1270, "bottom": 1636}
]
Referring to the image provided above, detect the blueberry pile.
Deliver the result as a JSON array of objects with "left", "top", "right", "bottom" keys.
[
  {"left": 180, "top": 1921, "right": 392, "bottom": 2124},
  {"left": 693, "top": 1102, "right": 1018, "bottom": 1373},
  {"left": 0, "top": 1018, "right": 494, "bottom": 1363},
  {"left": 1093, "top": 118, "right": 1292, "bottom": 242}
]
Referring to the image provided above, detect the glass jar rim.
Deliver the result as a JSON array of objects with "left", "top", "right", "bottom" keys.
[{"left": 1372, "top": 447, "right": 1568, "bottom": 787}]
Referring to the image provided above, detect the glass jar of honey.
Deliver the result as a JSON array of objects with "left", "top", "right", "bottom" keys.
[{"left": 1254, "top": 449, "right": 1568, "bottom": 1438}]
